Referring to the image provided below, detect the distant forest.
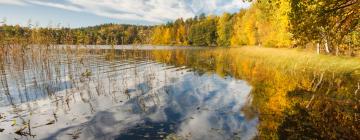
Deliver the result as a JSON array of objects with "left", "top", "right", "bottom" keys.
[{"left": 0, "top": 0, "right": 359, "bottom": 55}]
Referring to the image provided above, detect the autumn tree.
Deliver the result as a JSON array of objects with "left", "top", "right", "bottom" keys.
[
  {"left": 174, "top": 18, "right": 187, "bottom": 45},
  {"left": 217, "top": 13, "right": 234, "bottom": 47},
  {"left": 231, "top": 0, "right": 291, "bottom": 47},
  {"left": 290, "top": 0, "right": 359, "bottom": 55},
  {"left": 151, "top": 26, "right": 163, "bottom": 44},
  {"left": 189, "top": 16, "right": 217, "bottom": 46}
]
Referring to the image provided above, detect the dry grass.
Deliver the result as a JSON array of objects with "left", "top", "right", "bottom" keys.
[{"left": 229, "top": 47, "right": 360, "bottom": 75}]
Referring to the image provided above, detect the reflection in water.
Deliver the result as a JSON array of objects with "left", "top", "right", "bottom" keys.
[
  {"left": 150, "top": 48, "right": 360, "bottom": 139},
  {"left": 0, "top": 47, "right": 256, "bottom": 140},
  {"left": 0, "top": 46, "right": 359, "bottom": 139}
]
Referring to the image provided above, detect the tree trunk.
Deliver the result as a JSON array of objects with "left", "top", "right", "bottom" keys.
[
  {"left": 324, "top": 39, "right": 330, "bottom": 53},
  {"left": 317, "top": 43, "right": 320, "bottom": 54},
  {"left": 348, "top": 43, "right": 352, "bottom": 56}
]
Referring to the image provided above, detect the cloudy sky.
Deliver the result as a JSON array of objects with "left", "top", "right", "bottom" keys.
[{"left": 0, "top": 0, "right": 250, "bottom": 27}]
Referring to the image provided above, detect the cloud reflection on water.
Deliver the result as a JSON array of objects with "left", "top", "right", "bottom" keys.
[{"left": 0, "top": 51, "right": 257, "bottom": 140}]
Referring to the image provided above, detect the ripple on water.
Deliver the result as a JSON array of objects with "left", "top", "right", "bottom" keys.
[{"left": 0, "top": 50, "right": 258, "bottom": 140}]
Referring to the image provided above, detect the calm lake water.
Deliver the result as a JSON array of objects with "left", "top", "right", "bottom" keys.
[
  {"left": 0, "top": 46, "right": 257, "bottom": 140},
  {"left": 0, "top": 46, "right": 359, "bottom": 139}
]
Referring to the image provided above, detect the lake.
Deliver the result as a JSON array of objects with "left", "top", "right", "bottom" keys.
[{"left": 0, "top": 46, "right": 359, "bottom": 139}]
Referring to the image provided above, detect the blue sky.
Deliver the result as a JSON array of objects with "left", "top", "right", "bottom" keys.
[{"left": 0, "top": 0, "right": 250, "bottom": 28}]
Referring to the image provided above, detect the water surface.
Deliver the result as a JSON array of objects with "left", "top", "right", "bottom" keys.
[
  {"left": 0, "top": 46, "right": 359, "bottom": 139},
  {"left": 0, "top": 47, "right": 257, "bottom": 140}
]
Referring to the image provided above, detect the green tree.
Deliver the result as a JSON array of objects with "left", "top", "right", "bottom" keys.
[
  {"left": 217, "top": 13, "right": 234, "bottom": 47},
  {"left": 189, "top": 16, "right": 217, "bottom": 46}
]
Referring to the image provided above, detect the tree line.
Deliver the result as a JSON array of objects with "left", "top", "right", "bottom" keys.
[
  {"left": 0, "top": 23, "right": 152, "bottom": 45},
  {"left": 0, "top": 0, "right": 359, "bottom": 55}
]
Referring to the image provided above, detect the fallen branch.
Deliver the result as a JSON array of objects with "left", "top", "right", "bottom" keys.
[
  {"left": 355, "top": 82, "right": 360, "bottom": 95},
  {"left": 306, "top": 94, "right": 316, "bottom": 109},
  {"left": 313, "top": 72, "right": 324, "bottom": 91}
]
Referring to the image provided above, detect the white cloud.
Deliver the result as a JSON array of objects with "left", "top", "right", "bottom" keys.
[
  {"left": 2, "top": 0, "right": 251, "bottom": 24},
  {"left": 0, "top": 0, "right": 27, "bottom": 5},
  {"left": 28, "top": 0, "right": 83, "bottom": 12}
]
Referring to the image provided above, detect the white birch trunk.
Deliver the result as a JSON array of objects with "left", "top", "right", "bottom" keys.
[
  {"left": 324, "top": 38, "right": 330, "bottom": 53},
  {"left": 317, "top": 43, "right": 320, "bottom": 54}
]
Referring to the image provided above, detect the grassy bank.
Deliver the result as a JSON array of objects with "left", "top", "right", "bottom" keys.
[{"left": 233, "top": 47, "right": 360, "bottom": 73}]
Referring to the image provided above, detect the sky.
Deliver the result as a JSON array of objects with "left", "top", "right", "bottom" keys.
[{"left": 0, "top": 0, "right": 251, "bottom": 28}]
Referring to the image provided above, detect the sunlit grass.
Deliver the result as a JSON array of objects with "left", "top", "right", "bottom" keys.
[{"left": 230, "top": 46, "right": 360, "bottom": 75}]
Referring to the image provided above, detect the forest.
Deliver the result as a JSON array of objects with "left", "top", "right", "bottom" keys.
[{"left": 0, "top": 0, "right": 359, "bottom": 56}]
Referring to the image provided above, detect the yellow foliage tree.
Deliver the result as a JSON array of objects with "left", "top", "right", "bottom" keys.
[
  {"left": 176, "top": 24, "right": 187, "bottom": 45},
  {"left": 216, "top": 13, "right": 233, "bottom": 47},
  {"left": 231, "top": 0, "right": 292, "bottom": 47}
]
